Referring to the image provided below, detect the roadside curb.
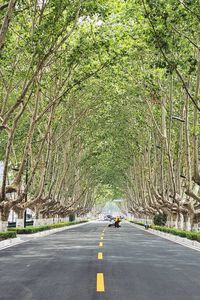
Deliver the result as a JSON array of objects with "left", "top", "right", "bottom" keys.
[
  {"left": 0, "top": 221, "right": 90, "bottom": 251},
  {"left": 0, "top": 237, "right": 26, "bottom": 251},
  {"left": 128, "top": 222, "right": 200, "bottom": 252}
]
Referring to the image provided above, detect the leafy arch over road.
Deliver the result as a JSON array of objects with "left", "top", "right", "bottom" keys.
[{"left": 0, "top": 0, "right": 200, "bottom": 231}]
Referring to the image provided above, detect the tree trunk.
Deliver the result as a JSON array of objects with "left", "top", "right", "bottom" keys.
[
  {"left": 0, "top": 0, "right": 16, "bottom": 51},
  {"left": 16, "top": 210, "right": 24, "bottom": 228},
  {"left": 193, "top": 49, "right": 200, "bottom": 184},
  {"left": 0, "top": 207, "right": 9, "bottom": 231},
  {"left": 185, "top": 213, "right": 194, "bottom": 231},
  {"left": 0, "top": 215, "right": 8, "bottom": 231},
  {"left": 172, "top": 213, "right": 178, "bottom": 228},
  {"left": 178, "top": 213, "right": 184, "bottom": 230}
]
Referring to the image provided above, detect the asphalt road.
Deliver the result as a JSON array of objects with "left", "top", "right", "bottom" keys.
[{"left": 0, "top": 222, "right": 200, "bottom": 300}]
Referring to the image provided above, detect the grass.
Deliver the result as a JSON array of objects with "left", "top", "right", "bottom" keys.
[
  {"left": 0, "top": 231, "right": 17, "bottom": 241},
  {"left": 150, "top": 225, "right": 200, "bottom": 242}
]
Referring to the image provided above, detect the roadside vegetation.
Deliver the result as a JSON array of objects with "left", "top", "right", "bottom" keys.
[
  {"left": 130, "top": 221, "right": 200, "bottom": 242},
  {"left": 0, "top": 231, "right": 16, "bottom": 241},
  {"left": 151, "top": 225, "right": 200, "bottom": 242},
  {"left": 7, "top": 220, "right": 88, "bottom": 234},
  {"left": 0, "top": 220, "right": 88, "bottom": 241}
]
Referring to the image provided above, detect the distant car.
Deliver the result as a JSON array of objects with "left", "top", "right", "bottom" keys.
[
  {"left": 106, "top": 215, "right": 113, "bottom": 219},
  {"left": 103, "top": 216, "right": 111, "bottom": 221}
]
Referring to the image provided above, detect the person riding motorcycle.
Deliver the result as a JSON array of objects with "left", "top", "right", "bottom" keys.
[{"left": 114, "top": 216, "right": 121, "bottom": 228}]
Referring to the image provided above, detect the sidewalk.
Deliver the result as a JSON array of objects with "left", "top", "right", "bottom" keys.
[
  {"left": 0, "top": 221, "right": 90, "bottom": 251},
  {"left": 128, "top": 221, "right": 200, "bottom": 252}
]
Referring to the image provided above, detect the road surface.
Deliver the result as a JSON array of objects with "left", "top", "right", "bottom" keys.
[{"left": 0, "top": 222, "right": 200, "bottom": 300}]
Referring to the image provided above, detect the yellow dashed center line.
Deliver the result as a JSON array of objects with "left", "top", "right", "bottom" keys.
[
  {"left": 96, "top": 273, "right": 105, "bottom": 292},
  {"left": 98, "top": 252, "right": 103, "bottom": 260},
  {"left": 96, "top": 229, "right": 106, "bottom": 293}
]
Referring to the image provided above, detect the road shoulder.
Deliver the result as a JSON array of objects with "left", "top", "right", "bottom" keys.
[
  {"left": 128, "top": 221, "right": 200, "bottom": 252},
  {"left": 0, "top": 221, "right": 90, "bottom": 251}
]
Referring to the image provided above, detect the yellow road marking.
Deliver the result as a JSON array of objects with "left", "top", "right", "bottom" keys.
[
  {"left": 99, "top": 242, "right": 103, "bottom": 247},
  {"left": 100, "top": 236, "right": 104, "bottom": 240},
  {"left": 98, "top": 252, "right": 103, "bottom": 260},
  {"left": 96, "top": 273, "right": 105, "bottom": 292}
]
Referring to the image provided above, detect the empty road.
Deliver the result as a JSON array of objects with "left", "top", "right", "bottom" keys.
[{"left": 0, "top": 222, "right": 200, "bottom": 300}]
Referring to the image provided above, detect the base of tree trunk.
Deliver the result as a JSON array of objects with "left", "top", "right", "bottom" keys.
[
  {"left": 34, "top": 218, "right": 44, "bottom": 226},
  {"left": 0, "top": 221, "right": 8, "bottom": 232},
  {"left": 177, "top": 214, "right": 184, "bottom": 230},
  {"left": 16, "top": 218, "right": 24, "bottom": 228}
]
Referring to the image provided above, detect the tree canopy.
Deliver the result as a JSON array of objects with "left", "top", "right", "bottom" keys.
[{"left": 0, "top": 0, "right": 200, "bottom": 230}]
